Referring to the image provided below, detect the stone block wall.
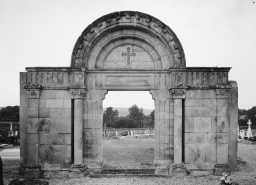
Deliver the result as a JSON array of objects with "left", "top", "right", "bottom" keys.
[
  {"left": 184, "top": 90, "right": 229, "bottom": 171},
  {"left": 27, "top": 90, "right": 72, "bottom": 164}
]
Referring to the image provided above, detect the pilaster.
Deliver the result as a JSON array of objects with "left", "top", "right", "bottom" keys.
[
  {"left": 150, "top": 90, "right": 173, "bottom": 176},
  {"left": 83, "top": 90, "right": 107, "bottom": 173},
  {"left": 228, "top": 82, "right": 238, "bottom": 172}
]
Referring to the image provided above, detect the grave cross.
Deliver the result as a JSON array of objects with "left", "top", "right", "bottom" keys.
[
  {"left": 121, "top": 47, "right": 136, "bottom": 65},
  {"left": 247, "top": 119, "right": 253, "bottom": 138}
]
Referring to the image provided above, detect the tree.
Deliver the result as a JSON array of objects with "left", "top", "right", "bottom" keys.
[
  {"left": 128, "top": 104, "right": 145, "bottom": 128},
  {"left": 103, "top": 107, "right": 119, "bottom": 127},
  {"left": 0, "top": 106, "right": 19, "bottom": 120}
]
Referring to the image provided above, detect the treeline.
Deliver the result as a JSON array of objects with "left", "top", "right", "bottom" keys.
[
  {"left": 0, "top": 106, "right": 19, "bottom": 120},
  {"left": 239, "top": 106, "right": 256, "bottom": 127},
  {"left": 103, "top": 104, "right": 154, "bottom": 128}
]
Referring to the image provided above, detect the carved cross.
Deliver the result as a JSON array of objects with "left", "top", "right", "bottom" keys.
[{"left": 121, "top": 47, "right": 136, "bottom": 65}]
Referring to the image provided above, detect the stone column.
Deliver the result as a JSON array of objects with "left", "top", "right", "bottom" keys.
[
  {"left": 70, "top": 89, "right": 86, "bottom": 165},
  {"left": 170, "top": 89, "right": 186, "bottom": 164}
]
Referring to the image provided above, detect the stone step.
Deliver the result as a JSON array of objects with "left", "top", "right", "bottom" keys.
[{"left": 101, "top": 169, "right": 155, "bottom": 175}]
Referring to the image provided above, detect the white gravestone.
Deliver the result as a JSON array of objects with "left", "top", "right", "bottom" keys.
[
  {"left": 240, "top": 130, "right": 245, "bottom": 139},
  {"left": 247, "top": 119, "right": 253, "bottom": 138}
]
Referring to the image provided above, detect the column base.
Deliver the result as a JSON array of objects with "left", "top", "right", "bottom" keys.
[{"left": 172, "top": 164, "right": 187, "bottom": 177}]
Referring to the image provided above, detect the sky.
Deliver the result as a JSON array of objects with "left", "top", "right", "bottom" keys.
[{"left": 0, "top": 0, "right": 256, "bottom": 110}]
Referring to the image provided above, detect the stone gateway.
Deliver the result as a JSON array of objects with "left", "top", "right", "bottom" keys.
[{"left": 19, "top": 11, "right": 238, "bottom": 178}]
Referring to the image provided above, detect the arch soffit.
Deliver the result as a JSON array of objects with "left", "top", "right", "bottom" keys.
[{"left": 71, "top": 11, "right": 186, "bottom": 70}]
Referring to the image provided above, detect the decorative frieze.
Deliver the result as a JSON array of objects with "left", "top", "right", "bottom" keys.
[{"left": 70, "top": 89, "right": 86, "bottom": 99}]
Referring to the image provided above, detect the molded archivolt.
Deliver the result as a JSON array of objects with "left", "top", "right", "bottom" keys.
[{"left": 71, "top": 11, "right": 186, "bottom": 70}]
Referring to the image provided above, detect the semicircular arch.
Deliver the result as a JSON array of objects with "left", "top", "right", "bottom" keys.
[{"left": 71, "top": 11, "right": 186, "bottom": 70}]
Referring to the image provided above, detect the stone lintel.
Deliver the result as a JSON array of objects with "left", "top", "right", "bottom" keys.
[{"left": 70, "top": 89, "right": 86, "bottom": 99}]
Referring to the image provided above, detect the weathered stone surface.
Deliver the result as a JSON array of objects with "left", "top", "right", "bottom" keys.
[
  {"left": 217, "top": 144, "right": 228, "bottom": 164},
  {"left": 185, "top": 144, "right": 203, "bottom": 163},
  {"left": 28, "top": 99, "right": 38, "bottom": 108},
  {"left": 27, "top": 118, "right": 39, "bottom": 133},
  {"left": 194, "top": 117, "right": 211, "bottom": 132},
  {"left": 39, "top": 99, "right": 46, "bottom": 108},
  {"left": 64, "top": 99, "right": 71, "bottom": 108},
  {"left": 27, "top": 108, "right": 38, "bottom": 118},
  {"left": 217, "top": 117, "right": 228, "bottom": 132},
  {"left": 50, "top": 108, "right": 71, "bottom": 118},
  {"left": 39, "top": 108, "right": 50, "bottom": 118},
  {"left": 217, "top": 107, "right": 228, "bottom": 116},
  {"left": 211, "top": 117, "right": 217, "bottom": 132},
  {"left": 39, "top": 134, "right": 71, "bottom": 145},
  {"left": 185, "top": 133, "right": 207, "bottom": 144},
  {"left": 38, "top": 118, "right": 54, "bottom": 133},
  {"left": 41, "top": 90, "right": 56, "bottom": 99},
  {"left": 217, "top": 133, "right": 228, "bottom": 144},
  {"left": 27, "top": 134, "right": 38, "bottom": 144},
  {"left": 203, "top": 144, "right": 216, "bottom": 163},
  {"left": 27, "top": 144, "right": 38, "bottom": 163},
  {"left": 186, "top": 90, "right": 215, "bottom": 99},
  {"left": 55, "top": 90, "right": 70, "bottom": 99},
  {"left": 46, "top": 99, "right": 63, "bottom": 108},
  {"left": 207, "top": 133, "right": 217, "bottom": 144},
  {"left": 217, "top": 99, "right": 228, "bottom": 107},
  {"left": 185, "top": 107, "right": 210, "bottom": 117},
  {"left": 185, "top": 117, "right": 194, "bottom": 132},
  {"left": 54, "top": 117, "right": 71, "bottom": 133},
  {"left": 39, "top": 145, "right": 71, "bottom": 164}
]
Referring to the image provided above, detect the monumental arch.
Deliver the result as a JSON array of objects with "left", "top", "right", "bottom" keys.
[{"left": 20, "top": 11, "right": 238, "bottom": 177}]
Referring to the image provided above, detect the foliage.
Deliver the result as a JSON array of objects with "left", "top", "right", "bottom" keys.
[
  {"left": 0, "top": 106, "right": 19, "bottom": 120},
  {"left": 239, "top": 106, "right": 256, "bottom": 127},
  {"left": 103, "top": 105, "right": 154, "bottom": 128},
  {"left": 112, "top": 118, "right": 137, "bottom": 128},
  {"left": 128, "top": 104, "right": 145, "bottom": 128},
  {"left": 103, "top": 107, "right": 119, "bottom": 127}
]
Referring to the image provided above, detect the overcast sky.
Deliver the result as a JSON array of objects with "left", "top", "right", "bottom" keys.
[{"left": 0, "top": 0, "right": 256, "bottom": 110}]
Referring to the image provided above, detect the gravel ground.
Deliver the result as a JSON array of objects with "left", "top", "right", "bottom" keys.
[{"left": 3, "top": 142, "right": 256, "bottom": 185}]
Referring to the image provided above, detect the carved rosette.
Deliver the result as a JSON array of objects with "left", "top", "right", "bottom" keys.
[
  {"left": 171, "top": 89, "right": 186, "bottom": 99},
  {"left": 70, "top": 89, "right": 86, "bottom": 99},
  {"left": 216, "top": 89, "right": 229, "bottom": 99}
]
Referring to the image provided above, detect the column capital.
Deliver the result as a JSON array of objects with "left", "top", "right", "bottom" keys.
[
  {"left": 70, "top": 89, "right": 86, "bottom": 99},
  {"left": 170, "top": 89, "right": 186, "bottom": 99}
]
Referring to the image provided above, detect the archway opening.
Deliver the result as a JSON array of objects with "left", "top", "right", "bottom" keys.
[{"left": 102, "top": 91, "right": 155, "bottom": 170}]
